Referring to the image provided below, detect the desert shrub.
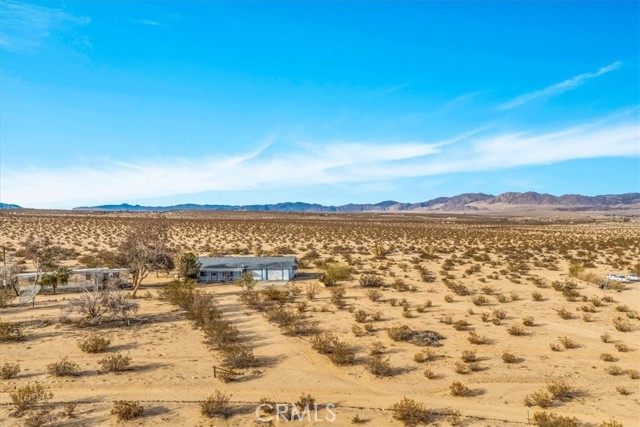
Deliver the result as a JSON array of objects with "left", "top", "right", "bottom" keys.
[
  {"left": 366, "top": 289, "right": 383, "bottom": 302},
  {"left": 22, "top": 409, "right": 57, "bottom": 427},
  {"left": 558, "top": 336, "right": 579, "bottom": 349},
  {"left": 454, "top": 361, "right": 471, "bottom": 374},
  {"left": 305, "top": 283, "right": 320, "bottom": 300},
  {"left": 111, "top": 401, "right": 144, "bottom": 421},
  {"left": 556, "top": 307, "right": 573, "bottom": 320},
  {"left": 600, "top": 353, "right": 617, "bottom": 362},
  {"left": 359, "top": 274, "right": 384, "bottom": 288},
  {"left": 387, "top": 324, "right": 413, "bottom": 342},
  {"left": 0, "top": 320, "right": 24, "bottom": 343},
  {"left": 507, "top": 325, "right": 526, "bottom": 336},
  {"left": 547, "top": 379, "right": 575, "bottom": 401},
  {"left": 549, "top": 343, "right": 562, "bottom": 352},
  {"left": 613, "top": 317, "right": 632, "bottom": 332},
  {"left": 390, "top": 397, "right": 430, "bottom": 426},
  {"left": 296, "top": 393, "right": 315, "bottom": 409},
  {"left": 311, "top": 332, "right": 355, "bottom": 365},
  {"left": 531, "top": 291, "right": 544, "bottom": 301},
  {"left": 221, "top": 344, "right": 258, "bottom": 369},
  {"left": 615, "top": 343, "right": 629, "bottom": 352},
  {"left": 10, "top": 384, "right": 53, "bottom": 412},
  {"left": 502, "top": 351, "right": 517, "bottom": 363},
  {"left": 627, "top": 369, "right": 639, "bottom": 379},
  {"left": 320, "top": 263, "right": 351, "bottom": 286},
  {"left": 0, "top": 287, "right": 16, "bottom": 307},
  {"left": 524, "top": 390, "right": 553, "bottom": 408},
  {"left": 492, "top": 308, "right": 507, "bottom": 320},
  {"left": 354, "top": 310, "right": 368, "bottom": 323},
  {"left": 532, "top": 411, "right": 579, "bottom": 427},
  {"left": 615, "top": 386, "right": 631, "bottom": 395},
  {"left": 413, "top": 352, "right": 425, "bottom": 363},
  {"left": 78, "top": 334, "right": 111, "bottom": 353},
  {"left": 423, "top": 368, "right": 437, "bottom": 379},
  {"left": 460, "top": 350, "right": 476, "bottom": 363},
  {"left": 61, "top": 403, "right": 77, "bottom": 417},
  {"left": 99, "top": 353, "right": 131, "bottom": 373},
  {"left": 605, "top": 365, "right": 624, "bottom": 376},
  {"left": 522, "top": 316, "right": 535, "bottom": 326},
  {"left": 366, "top": 355, "right": 393, "bottom": 377},
  {"left": 0, "top": 362, "right": 20, "bottom": 379},
  {"left": 449, "top": 381, "right": 470, "bottom": 396},
  {"left": 200, "top": 390, "right": 232, "bottom": 418},
  {"left": 352, "top": 324, "right": 366, "bottom": 337},
  {"left": 369, "top": 342, "right": 386, "bottom": 356},
  {"left": 601, "top": 333, "right": 611, "bottom": 343},
  {"left": 67, "top": 286, "right": 139, "bottom": 324},
  {"left": 47, "top": 357, "right": 80, "bottom": 377},
  {"left": 452, "top": 319, "right": 470, "bottom": 331},
  {"left": 444, "top": 294, "right": 454, "bottom": 303},
  {"left": 363, "top": 323, "right": 375, "bottom": 333},
  {"left": 330, "top": 286, "right": 346, "bottom": 308},
  {"left": 472, "top": 295, "right": 489, "bottom": 306},
  {"left": 601, "top": 420, "right": 624, "bottom": 427},
  {"left": 371, "top": 310, "right": 383, "bottom": 321}
]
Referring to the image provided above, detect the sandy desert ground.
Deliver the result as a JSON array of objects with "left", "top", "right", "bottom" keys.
[{"left": 1, "top": 210, "right": 639, "bottom": 426}]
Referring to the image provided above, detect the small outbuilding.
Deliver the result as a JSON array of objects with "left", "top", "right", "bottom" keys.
[{"left": 197, "top": 256, "right": 297, "bottom": 283}]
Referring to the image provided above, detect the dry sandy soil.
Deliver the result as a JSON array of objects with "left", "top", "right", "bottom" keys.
[{"left": 1, "top": 210, "right": 639, "bottom": 426}]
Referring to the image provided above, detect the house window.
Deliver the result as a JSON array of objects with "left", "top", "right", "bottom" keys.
[
  {"left": 200, "top": 271, "right": 207, "bottom": 277},
  {"left": 85, "top": 273, "right": 92, "bottom": 280}
]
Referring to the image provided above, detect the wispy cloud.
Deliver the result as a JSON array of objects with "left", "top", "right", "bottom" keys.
[
  {"left": 0, "top": 0, "right": 90, "bottom": 52},
  {"left": 498, "top": 61, "right": 623, "bottom": 111},
  {"left": 133, "top": 19, "right": 160, "bottom": 26},
  {"left": 2, "top": 112, "right": 637, "bottom": 208}
]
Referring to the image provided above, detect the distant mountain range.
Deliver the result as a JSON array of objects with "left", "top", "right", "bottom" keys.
[
  {"left": 72, "top": 192, "right": 640, "bottom": 213},
  {"left": 0, "top": 203, "right": 21, "bottom": 209}
]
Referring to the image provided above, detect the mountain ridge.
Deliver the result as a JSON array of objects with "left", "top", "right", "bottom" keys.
[{"left": 72, "top": 192, "right": 640, "bottom": 213}]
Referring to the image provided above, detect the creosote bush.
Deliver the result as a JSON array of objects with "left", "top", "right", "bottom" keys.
[
  {"left": 0, "top": 362, "right": 21, "bottom": 379},
  {"left": 449, "top": 381, "right": 470, "bottom": 396},
  {"left": 200, "top": 390, "right": 232, "bottom": 418},
  {"left": 391, "top": 397, "right": 430, "bottom": 426},
  {"left": 99, "top": 353, "right": 131, "bottom": 373},
  {"left": 78, "top": 334, "right": 111, "bottom": 353},
  {"left": 47, "top": 357, "right": 80, "bottom": 377},
  {"left": 0, "top": 321, "right": 25, "bottom": 343},
  {"left": 10, "top": 384, "right": 53, "bottom": 412},
  {"left": 532, "top": 411, "right": 579, "bottom": 427},
  {"left": 111, "top": 401, "right": 144, "bottom": 421}
]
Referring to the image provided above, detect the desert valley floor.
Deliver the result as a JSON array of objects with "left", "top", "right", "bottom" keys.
[{"left": 0, "top": 210, "right": 639, "bottom": 426}]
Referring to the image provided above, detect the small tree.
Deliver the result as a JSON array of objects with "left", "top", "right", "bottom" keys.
[
  {"left": 177, "top": 252, "right": 201, "bottom": 280},
  {"left": 117, "top": 223, "right": 174, "bottom": 298}
]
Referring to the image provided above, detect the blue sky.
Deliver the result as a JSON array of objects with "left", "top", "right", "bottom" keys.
[{"left": 1, "top": 1, "right": 638, "bottom": 208}]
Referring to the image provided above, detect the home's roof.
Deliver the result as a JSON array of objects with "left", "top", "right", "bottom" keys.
[{"left": 198, "top": 256, "right": 297, "bottom": 270}]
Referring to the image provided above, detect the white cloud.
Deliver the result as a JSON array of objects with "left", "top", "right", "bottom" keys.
[
  {"left": 0, "top": 0, "right": 90, "bottom": 52},
  {"left": 499, "top": 62, "right": 622, "bottom": 110},
  {"left": 1, "top": 114, "right": 638, "bottom": 208}
]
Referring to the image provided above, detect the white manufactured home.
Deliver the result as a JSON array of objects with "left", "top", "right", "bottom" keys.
[{"left": 197, "top": 256, "right": 297, "bottom": 283}]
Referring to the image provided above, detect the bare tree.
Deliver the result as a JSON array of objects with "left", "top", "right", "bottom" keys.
[
  {"left": 21, "top": 235, "right": 60, "bottom": 284},
  {"left": 117, "top": 223, "right": 174, "bottom": 298}
]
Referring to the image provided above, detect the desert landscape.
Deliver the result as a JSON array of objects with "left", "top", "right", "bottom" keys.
[{"left": 1, "top": 209, "right": 638, "bottom": 427}]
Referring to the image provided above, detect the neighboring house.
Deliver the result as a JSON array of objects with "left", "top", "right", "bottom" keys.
[
  {"left": 197, "top": 256, "right": 297, "bottom": 283},
  {"left": 15, "top": 268, "right": 129, "bottom": 290}
]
